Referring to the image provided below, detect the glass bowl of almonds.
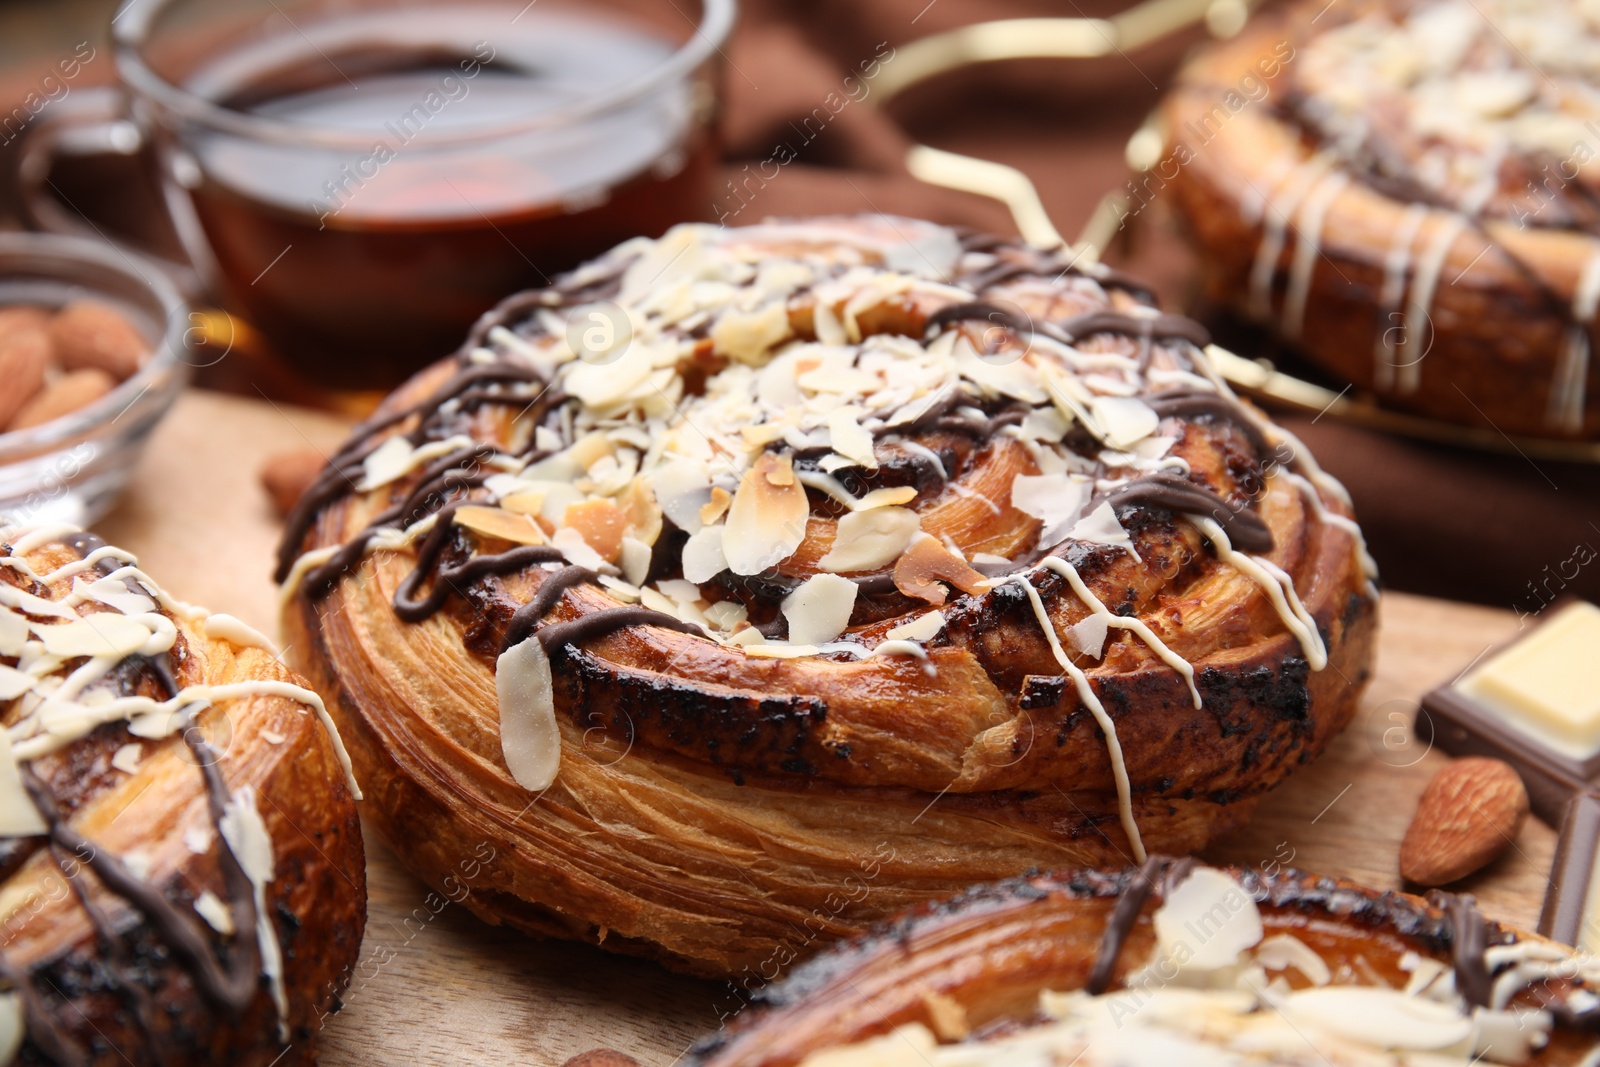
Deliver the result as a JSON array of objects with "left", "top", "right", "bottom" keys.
[{"left": 0, "top": 232, "right": 188, "bottom": 525}]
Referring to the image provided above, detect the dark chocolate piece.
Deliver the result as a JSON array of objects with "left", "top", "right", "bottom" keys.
[{"left": 1539, "top": 792, "right": 1600, "bottom": 953}]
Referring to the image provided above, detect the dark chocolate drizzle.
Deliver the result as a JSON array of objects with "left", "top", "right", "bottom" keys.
[
  {"left": 924, "top": 301, "right": 1029, "bottom": 336},
  {"left": 1437, "top": 890, "right": 1492, "bottom": 1009},
  {"left": 20, "top": 749, "right": 261, "bottom": 1012},
  {"left": 1056, "top": 311, "right": 1211, "bottom": 350},
  {"left": 1086, "top": 855, "right": 1162, "bottom": 995},
  {"left": 1085, "top": 855, "right": 1196, "bottom": 996},
  {"left": 1146, "top": 389, "right": 1273, "bottom": 458},
  {"left": 533, "top": 606, "right": 703, "bottom": 655},
  {"left": 275, "top": 364, "right": 546, "bottom": 585},
  {"left": 1103, "top": 472, "right": 1274, "bottom": 554},
  {"left": 501, "top": 565, "right": 600, "bottom": 652}
]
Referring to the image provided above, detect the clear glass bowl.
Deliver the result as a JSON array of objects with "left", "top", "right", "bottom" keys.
[{"left": 0, "top": 233, "right": 189, "bottom": 526}]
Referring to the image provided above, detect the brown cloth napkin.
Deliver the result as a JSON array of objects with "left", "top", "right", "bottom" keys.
[{"left": 3, "top": 0, "right": 1597, "bottom": 613}]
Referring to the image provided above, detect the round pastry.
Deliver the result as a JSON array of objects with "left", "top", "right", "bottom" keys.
[
  {"left": 0, "top": 524, "right": 364, "bottom": 1065},
  {"left": 277, "top": 215, "right": 1378, "bottom": 976},
  {"left": 1161, "top": 0, "right": 1600, "bottom": 439},
  {"left": 687, "top": 859, "right": 1600, "bottom": 1066}
]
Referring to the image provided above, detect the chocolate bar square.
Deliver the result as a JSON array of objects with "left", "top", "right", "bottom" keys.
[{"left": 1539, "top": 792, "right": 1600, "bottom": 954}]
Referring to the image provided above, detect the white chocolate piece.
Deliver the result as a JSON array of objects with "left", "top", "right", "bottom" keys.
[{"left": 1459, "top": 601, "right": 1600, "bottom": 761}]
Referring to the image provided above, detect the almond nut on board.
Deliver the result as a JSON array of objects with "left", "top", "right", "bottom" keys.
[
  {"left": 260, "top": 447, "right": 328, "bottom": 518},
  {"left": 562, "top": 1051, "right": 640, "bottom": 1067},
  {"left": 1400, "top": 756, "right": 1530, "bottom": 887}
]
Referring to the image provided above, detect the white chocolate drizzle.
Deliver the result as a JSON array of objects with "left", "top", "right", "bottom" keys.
[
  {"left": 1551, "top": 245, "right": 1600, "bottom": 433},
  {"left": 1, "top": 526, "right": 361, "bottom": 796},
  {"left": 1249, "top": 163, "right": 1329, "bottom": 323},
  {"left": 1035, "top": 555, "right": 1200, "bottom": 709},
  {"left": 1373, "top": 203, "right": 1431, "bottom": 392},
  {"left": 1193, "top": 517, "right": 1327, "bottom": 670},
  {"left": 1009, "top": 573, "right": 1144, "bottom": 862},
  {"left": 1283, "top": 171, "right": 1351, "bottom": 340},
  {"left": 1396, "top": 214, "right": 1468, "bottom": 395},
  {"left": 1285, "top": 473, "right": 1379, "bottom": 600}
]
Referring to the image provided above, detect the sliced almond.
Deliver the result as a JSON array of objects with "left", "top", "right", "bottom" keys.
[
  {"left": 818, "top": 507, "right": 921, "bottom": 573},
  {"left": 681, "top": 526, "right": 729, "bottom": 583},
  {"left": 1070, "top": 500, "right": 1137, "bottom": 556},
  {"left": 358, "top": 435, "right": 415, "bottom": 492},
  {"left": 497, "top": 636, "right": 560, "bottom": 791},
  {"left": 501, "top": 489, "right": 548, "bottom": 517},
  {"left": 619, "top": 536, "right": 653, "bottom": 586},
  {"left": 710, "top": 301, "right": 790, "bottom": 364},
  {"left": 826, "top": 408, "right": 878, "bottom": 468},
  {"left": 723, "top": 453, "right": 809, "bottom": 576},
  {"left": 699, "top": 486, "right": 732, "bottom": 525},
  {"left": 34, "top": 613, "right": 153, "bottom": 659},
  {"left": 649, "top": 459, "right": 712, "bottom": 534},
  {"left": 1067, "top": 614, "right": 1109, "bottom": 658},
  {"left": 886, "top": 611, "right": 944, "bottom": 642},
  {"left": 618, "top": 477, "right": 663, "bottom": 546},
  {"left": 563, "top": 499, "right": 627, "bottom": 562},
  {"left": 1011, "top": 472, "right": 1089, "bottom": 547},
  {"left": 892, "top": 534, "right": 990, "bottom": 605},
  {"left": 456, "top": 505, "right": 547, "bottom": 545},
  {"left": 0, "top": 733, "right": 45, "bottom": 836},
  {"left": 1091, "top": 396, "right": 1159, "bottom": 449},
  {"left": 782, "top": 573, "right": 858, "bottom": 645},
  {"left": 763, "top": 454, "right": 796, "bottom": 486}
]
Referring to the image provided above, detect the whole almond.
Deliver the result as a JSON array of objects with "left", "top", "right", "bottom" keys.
[
  {"left": 1400, "top": 757, "right": 1529, "bottom": 886},
  {"left": 259, "top": 448, "right": 327, "bottom": 518},
  {"left": 562, "top": 1051, "right": 639, "bottom": 1067},
  {"left": 0, "top": 326, "right": 51, "bottom": 428},
  {"left": 50, "top": 300, "right": 148, "bottom": 381},
  {"left": 10, "top": 369, "right": 117, "bottom": 431},
  {"left": 0, "top": 306, "right": 51, "bottom": 335}
]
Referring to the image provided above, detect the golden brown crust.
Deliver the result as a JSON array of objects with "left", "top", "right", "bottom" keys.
[
  {"left": 685, "top": 865, "right": 1598, "bottom": 1067},
  {"left": 0, "top": 536, "right": 365, "bottom": 1065},
  {"left": 1161, "top": 2, "right": 1600, "bottom": 439},
  {"left": 281, "top": 217, "right": 1375, "bottom": 975}
]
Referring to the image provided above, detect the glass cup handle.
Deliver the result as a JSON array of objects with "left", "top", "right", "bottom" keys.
[{"left": 12, "top": 86, "right": 203, "bottom": 299}]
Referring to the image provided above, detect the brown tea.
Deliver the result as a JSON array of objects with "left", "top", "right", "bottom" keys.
[{"left": 174, "top": 4, "right": 717, "bottom": 388}]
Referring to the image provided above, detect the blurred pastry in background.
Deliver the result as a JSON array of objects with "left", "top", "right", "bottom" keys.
[{"left": 1161, "top": 0, "right": 1600, "bottom": 439}]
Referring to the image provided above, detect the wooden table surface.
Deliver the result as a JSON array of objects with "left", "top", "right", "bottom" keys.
[{"left": 99, "top": 389, "right": 1554, "bottom": 1066}]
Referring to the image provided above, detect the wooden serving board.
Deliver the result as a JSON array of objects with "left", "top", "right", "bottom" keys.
[{"left": 99, "top": 389, "right": 1554, "bottom": 1066}]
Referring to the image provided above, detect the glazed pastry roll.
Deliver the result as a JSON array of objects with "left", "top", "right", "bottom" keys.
[
  {"left": 0, "top": 525, "right": 364, "bottom": 1065},
  {"left": 279, "top": 215, "right": 1377, "bottom": 975}
]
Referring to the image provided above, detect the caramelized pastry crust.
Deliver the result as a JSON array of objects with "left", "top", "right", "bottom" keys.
[
  {"left": 0, "top": 526, "right": 364, "bottom": 1066},
  {"left": 688, "top": 861, "right": 1600, "bottom": 1066},
  {"left": 279, "top": 216, "right": 1376, "bottom": 975},
  {"left": 1162, "top": 0, "right": 1600, "bottom": 438}
]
